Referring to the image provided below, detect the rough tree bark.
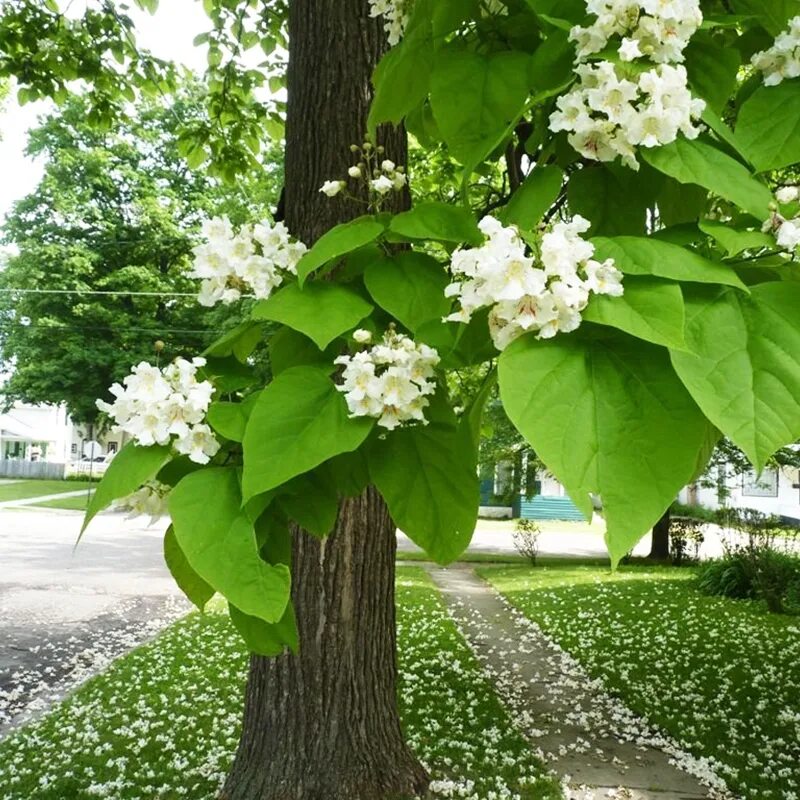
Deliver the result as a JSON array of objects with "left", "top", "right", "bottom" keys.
[
  {"left": 649, "top": 508, "right": 671, "bottom": 561},
  {"left": 222, "top": 2, "right": 429, "bottom": 799}
]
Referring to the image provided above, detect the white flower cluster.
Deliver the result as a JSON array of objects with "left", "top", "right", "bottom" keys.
[
  {"left": 550, "top": 62, "right": 705, "bottom": 171},
  {"left": 751, "top": 16, "right": 800, "bottom": 86},
  {"left": 368, "top": 0, "right": 412, "bottom": 46},
  {"left": 190, "top": 216, "right": 307, "bottom": 307},
  {"left": 445, "top": 216, "right": 623, "bottom": 351},
  {"left": 334, "top": 328, "right": 439, "bottom": 430},
  {"left": 763, "top": 185, "right": 800, "bottom": 252},
  {"left": 552, "top": 0, "right": 705, "bottom": 169},
  {"left": 116, "top": 481, "right": 171, "bottom": 525},
  {"left": 97, "top": 358, "right": 220, "bottom": 465},
  {"left": 320, "top": 149, "right": 407, "bottom": 200},
  {"left": 570, "top": 0, "right": 702, "bottom": 64}
]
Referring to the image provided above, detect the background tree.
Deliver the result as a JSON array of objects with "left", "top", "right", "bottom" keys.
[{"left": 0, "top": 84, "right": 282, "bottom": 424}]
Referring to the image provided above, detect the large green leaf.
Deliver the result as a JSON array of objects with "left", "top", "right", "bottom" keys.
[
  {"left": 670, "top": 283, "right": 800, "bottom": 471},
  {"left": 364, "top": 252, "right": 450, "bottom": 332},
  {"left": 583, "top": 277, "right": 686, "bottom": 350},
  {"left": 698, "top": 220, "right": 775, "bottom": 256},
  {"left": 731, "top": 0, "right": 799, "bottom": 34},
  {"left": 168, "top": 468, "right": 291, "bottom": 623},
  {"left": 568, "top": 165, "right": 660, "bottom": 236},
  {"left": 81, "top": 441, "right": 171, "bottom": 534},
  {"left": 736, "top": 82, "right": 800, "bottom": 172},
  {"left": 229, "top": 602, "right": 298, "bottom": 657},
  {"left": 277, "top": 467, "right": 339, "bottom": 538},
  {"left": 206, "top": 393, "right": 260, "bottom": 443},
  {"left": 242, "top": 367, "right": 374, "bottom": 501},
  {"left": 204, "top": 321, "right": 262, "bottom": 363},
  {"left": 368, "top": 23, "right": 433, "bottom": 132},
  {"left": 163, "top": 526, "right": 215, "bottom": 612},
  {"left": 642, "top": 137, "right": 773, "bottom": 220},
  {"left": 268, "top": 326, "right": 336, "bottom": 376},
  {"left": 499, "top": 331, "right": 712, "bottom": 565},
  {"left": 369, "top": 413, "right": 480, "bottom": 564},
  {"left": 296, "top": 217, "right": 385, "bottom": 285},
  {"left": 592, "top": 236, "right": 747, "bottom": 290},
  {"left": 429, "top": 46, "right": 530, "bottom": 166},
  {"left": 252, "top": 282, "right": 373, "bottom": 349},
  {"left": 501, "top": 165, "right": 563, "bottom": 230},
  {"left": 389, "top": 202, "right": 482, "bottom": 245},
  {"left": 416, "top": 310, "right": 498, "bottom": 369},
  {"left": 685, "top": 34, "right": 741, "bottom": 114}
]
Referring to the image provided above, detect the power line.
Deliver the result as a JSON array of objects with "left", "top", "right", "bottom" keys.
[
  {"left": 0, "top": 321, "right": 221, "bottom": 335},
  {"left": 0, "top": 288, "right": 199, "bottom": 298}
]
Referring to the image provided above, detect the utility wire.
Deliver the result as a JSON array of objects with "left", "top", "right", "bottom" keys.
[{"left": 0, "top": 288, "right": 198, "bottom": 297}]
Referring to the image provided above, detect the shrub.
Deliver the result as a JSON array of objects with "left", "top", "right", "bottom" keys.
[
  {"left": 697, "top": 506, "right": 800, "bottom": 614},
  {"left": 670, "top": 501, "right": 717, "bottom": 524},
  {"left": 669, "top": 516, "right": 705, "bottom": 566},
  {"left": 512, "top": 518, "right": 541, "bottom": 566}
]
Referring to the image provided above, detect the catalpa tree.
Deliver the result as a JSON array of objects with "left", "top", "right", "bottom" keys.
[{"left": 75, "top": 0, "right": 800, "bottom": 797}]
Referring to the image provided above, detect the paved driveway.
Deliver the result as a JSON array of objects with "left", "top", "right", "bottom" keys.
[{"left": 0, "top": 507, "right": 185, "bottom": 736}]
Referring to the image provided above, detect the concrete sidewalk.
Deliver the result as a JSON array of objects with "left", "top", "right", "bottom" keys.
[
  {"left": 429, "top": 566, "right": 728, "bottom": 799},
  {"left": 0, "top": 488, "right": 95, "bottom": 509}
]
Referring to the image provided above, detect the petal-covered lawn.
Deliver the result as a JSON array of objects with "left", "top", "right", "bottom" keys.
[
  {"left": 480, "top": 564, "right": 800, "bottom": 800},
  {"left": 0, "top": 567, "right": 560, "bottom": 800}
]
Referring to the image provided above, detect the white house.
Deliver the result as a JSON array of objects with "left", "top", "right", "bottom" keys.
[
  {"left": 0, "top": 402, "right": 126, "bottom": 465},
  {"left": 679, "top": 464, "right": 800, "bottom": 523}
]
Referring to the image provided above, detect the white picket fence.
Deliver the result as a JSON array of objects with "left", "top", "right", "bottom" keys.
[{"left": 0, "top": 460, "right": 66, "bottom": 480}]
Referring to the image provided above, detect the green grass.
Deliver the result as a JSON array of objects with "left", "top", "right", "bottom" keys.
[
  {"left": 398, "top": 551, "right": 610, "bottom": 566},
  {"left": 28, "top": 491, "right": 95, "bottom": 511},
  {"left": 480, "top": 563, "right": 800, "bottom": 800},
  {"left": 0, "top": 480, "right": 93, "bottom": 504},
  {"left": 0, "top": 568, "right": 560, "bottom": 800}
]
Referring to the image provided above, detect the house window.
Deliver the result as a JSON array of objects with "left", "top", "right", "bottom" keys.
[
  {"left": 107, "top": 441, "right": 118, "bottom": 454},
  {"left": 742, "top": 468, "right": 779, "bottom": 498},
  {"left": 71, "top": 443, "right": 78, "bottom": 454}
]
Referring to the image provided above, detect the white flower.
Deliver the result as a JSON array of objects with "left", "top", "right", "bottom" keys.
[
  {"left": 752, "top": 16, "right": 800, "bottom": 86},
  {"left": 368, "top": 0, "right": 411, "bottom": 45},
  {"left": 319, "top": 180, "right": 345, "bottom": 197},
  {"left": 446, "top": 215, "right": 623, "bottom": 350},
  {"left": 116, "top": 481, "right": 171, "bottom": 525},
  {"left": 776, "top": 186, "right": 799, "bottom": 204},
  {"left": 173, "top": 424, "right": 221, "bottom": 465},
  {"left": 550, "top": 61, "right": 704, "bottom": 169},
  {"left": 190, "top": 216, "right": 307, "bottom": 307},
  {"left": 353, "top": 328, "right": 373, "bottom": 344},
  {"left": 619, "top": 36, "right": 643, "bottom": 61},
  {"left": 348, "top": 165, "right": 362, "bottom": 178},
  {"left": 776, "top": 218, "right": 800, "bottom": 251},
  {"left": 96, "top": 359, "right": 220, "bottom": 465},
  {"left": 335, "top": 329, "right": 440, "bottom": 430},
  {"left": 371, "top": 174, "right": 395, "bottom": 195}
]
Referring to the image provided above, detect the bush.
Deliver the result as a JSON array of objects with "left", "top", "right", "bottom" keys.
[
  {"left": 512, "top": 518, "right": 541, "bottom": 566},
  {"left": 697, "top": 506, "right": 800, "bottom": 614},
  {"left": 669, "top": 516, "right": 705, "bottom": 565},
  {"left": 670, "top": 501, "right": 717, "bottom": 524}
]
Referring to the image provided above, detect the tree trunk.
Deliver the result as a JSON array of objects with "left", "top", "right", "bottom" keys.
[
  {"left": 649, "top": 508, "right": 671, "bottom": 561},
  {"left": 223, "top": 2, "right": 428, "bottom": 798}
]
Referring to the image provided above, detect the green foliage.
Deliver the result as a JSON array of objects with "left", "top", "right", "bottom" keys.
[
  {"left": 252, "top": 282, "right": 373, "bottom": 349},
  {"left": 736, "top": 82, "right": 800, "bottom": 172},
  {"left": 296, "top": 217, "right": 385, "bottom": 285},
  {"left": 671, "top": 284, "right": 800, "bottom": 471},
  {"left": 500, "top": 165, "right": 563, "bottom": 230},
  {"left": 641, "top": 137, "right": 774, "bottom": 220},
  {"left": 0, "top": 87, "right": 280, "bottom": 423},
  {"left": 163, "top": 526, "right": 215, "bottom": 612},
  {"left": 582, "top": 276, "right": 686, "bottom": 350},
  {"left": 169, "top": 467, "right": 291, "bottom": 623},
  {"left": 81, "top": 442, "right": 171, "bottom": 533},
  {"left": 242, "top": 366, "right": 374, "bottom": 501},
  {"left": 499, "top": 331, "right": 713, "bottom": 566},
  {"left": 389, "top": 202, "right": 482, "bottom": 244},
  {"left": 364, "top": 252, "right": 451, "bottom": 332}
]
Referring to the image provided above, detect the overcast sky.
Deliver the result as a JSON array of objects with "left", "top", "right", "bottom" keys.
[{"left": 0, "top": 0, "right": 210, "bottom": 225}]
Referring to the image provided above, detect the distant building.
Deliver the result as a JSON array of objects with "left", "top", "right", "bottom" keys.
[{"left": 0, "top": 402, "right": 125, "bottom": 465}]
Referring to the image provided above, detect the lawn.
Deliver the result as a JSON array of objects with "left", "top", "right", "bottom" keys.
[
  {"left": 0, "top": 480, "right": 93, "bottom": 504},
  {"left": 0, "top": 567, "right": 560, "bottom": 800},
  {"left": 29, "top": 491, "right": 95, "bottom": 511},
  {"left": 480, "top": 564, "right": 800, "bottom": 800}
]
